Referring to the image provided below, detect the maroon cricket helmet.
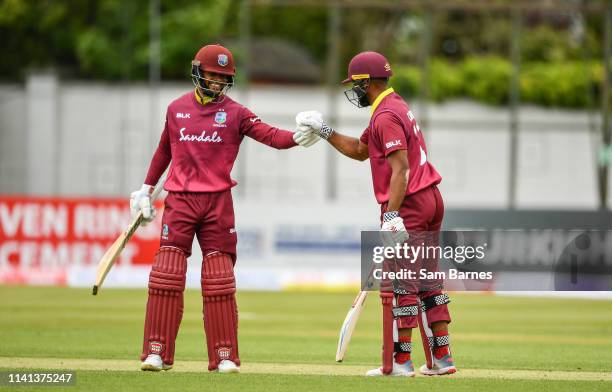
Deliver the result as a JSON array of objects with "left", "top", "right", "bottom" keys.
[
  {"left": 192, "top": 44, "right": 235, "bottom": 76},
  {"left": 342, "top": 51, "right": 393, "bottom": 84}
]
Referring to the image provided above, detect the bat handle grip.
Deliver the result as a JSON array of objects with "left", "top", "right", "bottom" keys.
[{"left": 150, "top": 177, "right": 165, "bottom": 201}]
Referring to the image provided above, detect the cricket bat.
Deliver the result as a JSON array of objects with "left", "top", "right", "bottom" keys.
[
  {"left": 335, "top": 290, "right": 368, "bottom": 362},
  {"left": 92, "top": 181, "right": 165, "bottom": 295},
  {"left": 335, "top": 257, "right": 380, "bottom": 362}
]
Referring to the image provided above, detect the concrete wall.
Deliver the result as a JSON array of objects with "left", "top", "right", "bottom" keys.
[
  {"left": 0, "top": 85, "right": 27, "bottom": 193},
  {"left": 0, "top": 74, "right": 608, "bottom": 209}
]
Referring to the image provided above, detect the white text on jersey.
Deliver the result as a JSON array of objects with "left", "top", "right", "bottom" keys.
[
  {"left": 385, "top": 140, "right": 402, "bottom": 149},
  {"left": 179, "top": 128, "right": 223, "bottom": 143}
]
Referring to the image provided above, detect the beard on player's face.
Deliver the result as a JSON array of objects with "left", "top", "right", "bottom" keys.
[
  {"left": 202, "top": 72, "right": 229, "bottom": 94},
  {"left": 344, "top": 79, "right": 371, "bottom": 108},
  {"left": 193, "top": 70, "right": 234, "bottom": 102},
  {"left": 358, "top": 91, "right": 370, "bottom": 107}
]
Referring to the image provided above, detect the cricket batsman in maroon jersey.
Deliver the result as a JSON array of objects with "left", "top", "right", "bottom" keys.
[
  {"left": 295, "top": 51, "right": 456, "bottom": 376},
  {"left": 130, "top": 44, "right": 318, "bottom": 373}
]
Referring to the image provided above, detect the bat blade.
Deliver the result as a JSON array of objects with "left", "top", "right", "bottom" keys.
[
  {"left": 92, "top": 178, "right": 165, "bottom": 296},
  {"left": 92, "top": 216, "right": 139, "bottom": 295},
  {"left": 335, "top": 290, "right": 368, "bottom": 362}
]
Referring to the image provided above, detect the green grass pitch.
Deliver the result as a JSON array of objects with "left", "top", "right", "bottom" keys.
[{"left": 0, "top": 286, "right": 611, "bottom": 391}]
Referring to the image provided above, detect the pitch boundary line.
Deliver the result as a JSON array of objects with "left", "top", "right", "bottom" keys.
[{"left": 0, "top": 357, "right": 610, "bottom": 381}]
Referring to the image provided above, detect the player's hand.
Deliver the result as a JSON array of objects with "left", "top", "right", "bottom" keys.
[
  {"left": 130, "top": 184, "right": 156, "bottom": 224},
  {"left": 293, "top": 124, "right": 320, "bottom": 147},
  {"left": 380, "top": 211, "right": 409, "bottom": 246},
  {"left": 295, "top": 110, "right": 334, "bottom": 140}
]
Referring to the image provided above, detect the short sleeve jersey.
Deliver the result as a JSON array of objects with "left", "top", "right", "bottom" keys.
[{"left": 359, "top": 88, "right": 441, "bottom": 204}]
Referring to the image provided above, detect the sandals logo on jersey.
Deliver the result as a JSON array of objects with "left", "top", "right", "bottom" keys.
[
  {"left": 217, "top": 347, "right": 231, "bottom": 360},
  {"left": 214, "top": 110, "right": 227, "bottom": 128},
  {"left": 161, "top": 224, "right": 169, "bottom": 240},
  {"left": 150, "top": 342, "right": 163, "bottom": 354},
  {"left": 179, "top": 128, "right": 223, "bottom": 143},
  {"left": 217, "top": 54, "right": 228, "bottom": 67}
]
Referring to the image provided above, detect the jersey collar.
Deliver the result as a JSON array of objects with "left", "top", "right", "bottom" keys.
[
  {"left": 370, "top": 87, "right": 394, "bottom": 115},
  {"left": 194, "top": 88, "right": 213, "bottom": 106}
]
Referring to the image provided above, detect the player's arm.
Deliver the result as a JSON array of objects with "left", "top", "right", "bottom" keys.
[
  {"left": 326, "top": 132, "right": 369, "bottom": 161},
  {"left": 378, "top": 113, "right": 409, "bottom": 234},
  {"left": 380, "top": 149, "right": 409, "bottom": 238},
  {"left": 131, "top": 118, "right": 171, "bottom": 222},
  {"left": 240, "top": 108, "right": 310, "bottom": 149},
  {"left": 385, "top": 150, "right": 409, "bottom": 212},
  {"left": 244, "top": 120, "right": 298, "bottom": 149},
  {"left": 143, "top": 122, "right": 171, "bottom": 186},
  {"left": 295, "top": 111, "right": 368, "bottom": 161}
]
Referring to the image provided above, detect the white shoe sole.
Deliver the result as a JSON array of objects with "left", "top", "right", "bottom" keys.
[
  {"left": 419, "top": 364, "right": 456, "bottom": 376},
  {"left": 141, "top": 363, "right": 172, "bottom": 371},
  {"left": 141, "top": 363, "right": 162, "bottom": 372},
  {"left": 366, "top": 369, "right": 415, "bottom": 377}
]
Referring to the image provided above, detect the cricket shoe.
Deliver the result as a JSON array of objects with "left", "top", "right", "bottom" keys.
[
  {"left": 365, "top": 360, "right": 415, "bottom": 377},
  {"left": 217, "top": 360, "right": 240, "bottom": 374},
  {"left": 140, "top": 354, "right": 173, "bottom": 371},
  {"left": 419, "top": 354, "right": 456, "bottom": 376}
]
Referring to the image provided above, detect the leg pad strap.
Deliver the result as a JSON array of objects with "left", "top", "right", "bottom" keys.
[
  {"left": 428, "top": 334, "right": 451, "bottom": 348},
  {"left": 394, "top": 341, "right": 412, "bottom": 353},
  {"left": 393, "top": 305, "right": 419, "bottom": 318},
  {"left": 420, "top": 293, "right": 450, "bottom": 311}
]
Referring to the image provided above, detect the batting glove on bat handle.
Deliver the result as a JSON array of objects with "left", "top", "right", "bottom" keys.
[
  {"left": 380, "top": 211, "right": 409, "bottom": 245},
  {"left": 130, "top": 184, "right": 156, "bottom": 224},
  {"left": 381, "top": 211, "right": 406, "bottom": 231}
]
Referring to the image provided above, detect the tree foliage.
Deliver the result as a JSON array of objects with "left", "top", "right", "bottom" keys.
[
  {"left": 392, "top": 57, "right": 604, "bottom": 108},
  {"left": 0, "top": 0, "right": 607, "bottom": 109},
  {"left": 0, "top": 0, "right": 232, "bottom": 80}
]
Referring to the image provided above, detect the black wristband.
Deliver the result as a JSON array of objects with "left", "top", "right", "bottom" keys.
[{"left": 383, "top": 211, "right": 400, "bottom": 222}]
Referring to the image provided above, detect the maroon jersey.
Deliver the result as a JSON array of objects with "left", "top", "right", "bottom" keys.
[
  {"left": 144, "top": 91, "right": 296, "bottom": 192},
  {"left": 360, "top": 88, "right": 441, "bottom": 204}
]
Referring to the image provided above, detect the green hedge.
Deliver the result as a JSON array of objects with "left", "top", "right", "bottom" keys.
[{"left": 391, "top": 57, "right": 604, "bottom": 108}]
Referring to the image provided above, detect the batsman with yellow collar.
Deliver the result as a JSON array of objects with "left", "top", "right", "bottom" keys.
[{"left": 295, "top": 51, "right": 456, "bottom": 377}]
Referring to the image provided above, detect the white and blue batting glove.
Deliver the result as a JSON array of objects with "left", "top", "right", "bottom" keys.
[
  {"left": 295, "top": 110, "right": 334, "bottom": 140},
  {"left": 293, "top": 124, "right": 320, "bottom": 147},
  {"left": 381, "top": 211, "right": 409, "bottom": 246},
  {"left": 130, "top": 184, "right": 156, "bottom": 224}
]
